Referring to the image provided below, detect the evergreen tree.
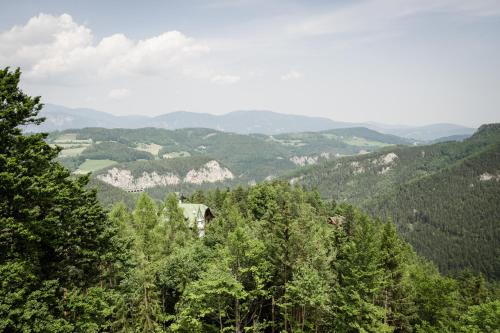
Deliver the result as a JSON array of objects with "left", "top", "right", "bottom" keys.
[
  {"left": 409, "top": 261, "right": 460, "bottom": 331},
  {"left": 0, "top": 67, "right": 122, "bottom": 330},
  {"left": 281, "top": 262, "right": 330, "bottom": 332},
  {"left": 128, "top": 193, "right": 165, "bottom": 332},
  {"left": 225, "top": 219, "right": 270, "bottom": 332},
  {"left": 157, "top": 241, "right": 210, "bottom": 325},
  {"left": 458, "top": 300, "right": 500, "bottom": 333},
  {"left": 174, "top": 207, "right": 270, "bottom": 332},
  {"left": 329, "top": 210, "right": 390, "bottom": 332},
  {"left": 162, "top": 193, "right": 192, "bottom": 254},
  {"left": 379, "top": 221, "right": 415, "bottom": 332},
  {"left": 455, "top": 270, "right": 489, "bottom": 308}
]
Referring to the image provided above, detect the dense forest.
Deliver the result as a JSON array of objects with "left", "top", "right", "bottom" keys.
[
  {"left": 287, "top": 125, "right": 500, "bottom": 280},
  {"left": 2, "top": 68, "right": 500, "bottom": 332}
]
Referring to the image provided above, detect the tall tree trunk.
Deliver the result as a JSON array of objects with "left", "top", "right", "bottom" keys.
[
  {"left": 144, "top": 283, "right": 152, "bottom": 330},
  {"left": 272, "top": 296, "right": 276, "bottom": 333},
  {"left": 302, "top": 305, "right": 305, "bottom": 332},
  {"left": 235, "top": 298, "right": 241, "bottom": 333},
  {"left": 235, "top": 256, "right": 242, "bottom": 333},
  {"left": 384, "top": 289, "right": 388, "bottom": 325},
  {"left": 108, "top": 262, "right": 113, "bottom": 288},
  {"left": 218, "top": 299, "right": 223, "bottom": 332}
]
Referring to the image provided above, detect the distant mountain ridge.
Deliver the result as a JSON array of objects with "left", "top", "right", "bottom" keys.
[{"left": 30, "top": 103, "right": 475, "bottom": 141}]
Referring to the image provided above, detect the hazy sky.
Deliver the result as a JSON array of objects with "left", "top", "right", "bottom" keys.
[{"left": 1, "top": 0, "right": 499, "bottom": 127}]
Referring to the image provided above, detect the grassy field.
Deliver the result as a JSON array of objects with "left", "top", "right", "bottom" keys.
[
  {"left": 135, "top": 143, "right": 163, "bottom": 156},
  {"left": 74, "top": 159, "right": 117, "bottom": 174},
  {"left": 58, "top": 147, "right": 88, "bottom": 157},
  {"left": 52, "top": 133, "right": 92, "bottom": 157},
  {"left": 55, "top": 133, "right": 78, "bottom": 141},
  {"left": 343, "top": 137, "right": 392, "bottom": 147},
  {"left": 162, "top": 151, "right": 191, "bottom": 159}
]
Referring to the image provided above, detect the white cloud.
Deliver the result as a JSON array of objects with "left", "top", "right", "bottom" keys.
[
  {"left": 108, "top": 88, "right": 130, "bottom": 100},
  {"left": 211, "top": 74, "right": 240, "bottom": 84},
  {"left": 0, "top": 13, "right": 209, "bottom": 84},
  {"left": 281, "top": 70, "right": 302, "bottom": 81}
]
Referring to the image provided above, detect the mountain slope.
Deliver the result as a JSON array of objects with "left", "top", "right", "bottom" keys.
[
  {"left": 286, "top": 124, "right": 500, "bottom": 279},
  {"left": 371, "top": 144, "right": 500, "bottom": 278},
  {"left": 48, "top": 126, "right": 408, "bottom": 200},
  {"left": 31, "top": 104, "right": 475, "bottom": 139}
]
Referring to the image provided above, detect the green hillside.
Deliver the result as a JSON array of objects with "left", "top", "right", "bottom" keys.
[
  {"left": 49, "top": 126, "right": 499, "bottom": 279},
  {"left": 286, "top": 124, "right": 500, "bottom": 279},
  {"left": 371, "top": 144, "right": 500, "bottom": 278},
  {"left": 3, "top": 68, "right": 498, "bottom": 332},
  {"left": 87, "top": 177, "right": 138, "bottom": 209},
  {"left": 48, "top": 126, "right": 407, "bottom": 192}
]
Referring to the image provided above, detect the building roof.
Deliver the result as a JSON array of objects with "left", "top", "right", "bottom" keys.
[{"left": 179, "top": 203, "right": 210, "bottom": 223}]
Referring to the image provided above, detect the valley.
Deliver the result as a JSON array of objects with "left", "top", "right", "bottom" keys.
[
  {"left": 47, "top": 123, "right": 500, "bottom": 280},
  {"left": 3, "top": 2, "right": 499, "bottom": 330},
  {"left": 49, "top": 126, "right": 409, "bottom": 196}
]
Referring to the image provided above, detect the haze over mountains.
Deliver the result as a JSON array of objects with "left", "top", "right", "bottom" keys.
[{"left": 33, "top": 104, "right": 475, "bottom": 141}]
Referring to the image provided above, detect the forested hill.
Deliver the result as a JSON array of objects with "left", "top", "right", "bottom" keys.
[
  {"left": 286, "top": 123, "right": 500, "bottom": 279},
  {"left": 2, "top": 68, "right": 499, "bottom": 332},
  {"left": 47, "top": 126, "right": 411, "bottom": 200}
]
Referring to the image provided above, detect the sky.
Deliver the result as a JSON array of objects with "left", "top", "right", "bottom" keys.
[{"left": 1, "top": 0, "right": 499, "bottom": 127}]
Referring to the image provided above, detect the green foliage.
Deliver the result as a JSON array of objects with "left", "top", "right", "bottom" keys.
[
  {"left": 125, "top": 193, "right": 166, "bottom": 331},
  {"left": 329, "top": 213, "right": 389, "bottom": 333},
  {"left": 88, "top": 177, "right": 138, "bottom": 209},
  {"left": 409, "top": 262, "right": 460, "bottom": 331},
  {"left": 2, "top": 68, "right": 499, "bottom": 332},
  {"left": 81, "top": 141, "right": 154, "bottom": 162},
  {"left": 0, "top": 67, "right": 128, "bottom": 331},
  {"left": 75, "top": 158, "right": 117, "bottom": 173},
  {"left": 289, "top": 125, "right": 500, "bottom": 279},
  {"left": 48, "top": 125, "right": 409, "bottom": 194},
  {"left": 281, "top": 262, "right": 330, "bottom": 331},
  {"left": 378, "top": 221, "right": 416, "bottom": 332},
  {"left": 458, "top": 300, "right": 500, "bottom": 333}
]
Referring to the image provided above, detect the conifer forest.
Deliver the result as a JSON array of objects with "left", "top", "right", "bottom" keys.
[{"left": 1, "top": 68, "right": 499, "bottom": 332}]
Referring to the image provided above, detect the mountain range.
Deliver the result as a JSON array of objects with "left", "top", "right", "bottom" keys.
[
  {"left": 46, "top": 119, "right": 500, "bottom": 279},
  {"left": 31, "top": 104, "right": 475, "bottom": 141}
]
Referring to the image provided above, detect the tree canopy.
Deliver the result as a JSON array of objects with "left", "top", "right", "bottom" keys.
[{"left": 1, "top": 68, "right": 498, "bottom": 332}]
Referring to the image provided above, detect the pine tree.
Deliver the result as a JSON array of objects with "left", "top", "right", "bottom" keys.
[
  {"left": 281, "top": 262, "right": 330, "bottom": 332},
  {"left": 458, "top": 299, "right": 500, "bottom": 333},
  {"left": 329, "top": 210, "right": 390, "bottom": 332},
  {"left": 378, "top": 221, "right": 415, "bottom": 332},
  {"left": 173, "top": 257, "right": 245, "bottom": 332},
  {"left": 409, "top": 261, "right": 460, "bottom": 331},
  {"left": 128, "top": 193, "right": 164, "bottom": 332},
  {"left": 162, "top": 193, "right": 192, "bottom": 255},
  {"left": 173, "top": 206, "right": 269, "bottom": 332},
  {"left": 0, "top": 67, "right": 121, "bottom": 330},
  {"left": 225, "top": 218, "right": 269, "bottom": 332}
]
